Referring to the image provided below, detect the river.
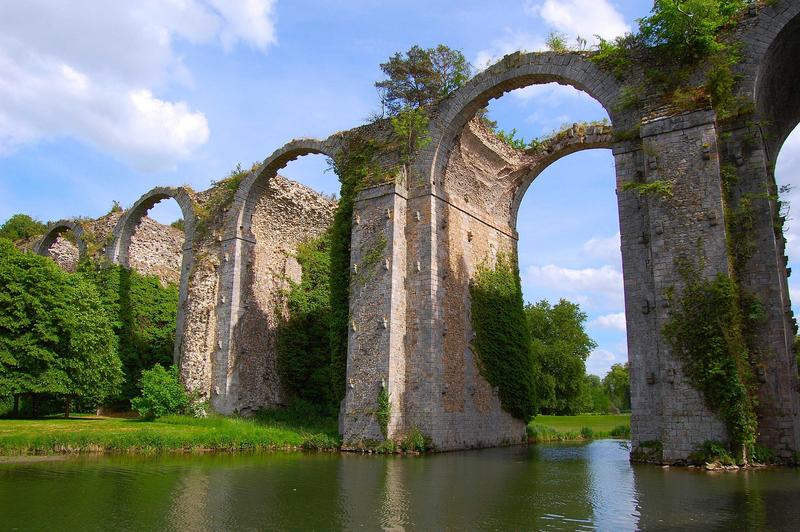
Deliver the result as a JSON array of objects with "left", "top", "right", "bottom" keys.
[{"left": 1, "top": 440, "right": 799, "bottom": 530}]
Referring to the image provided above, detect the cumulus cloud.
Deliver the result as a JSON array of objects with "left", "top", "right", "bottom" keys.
[
  {"left": 590, "top": 312, "right": 626, "bottom": 332},
  {"left": 0, "top": 0, "right": 277, "bottom": 170},
  {"left": 522, "top": 263, "right": 624, "bottom": 307},
  {"left": 525, "top": 0, "right": 630, "bottom": 43},
  {"left": 473, "top": 30, "right": 545, "bottom": 71},
  {"left": 583, "top": 232, "right": 621, "bottom": 262},
  {"left": 586, "top": 348, "right": 623, "bottom": 376}
]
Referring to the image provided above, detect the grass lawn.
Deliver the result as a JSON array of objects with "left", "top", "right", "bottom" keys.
[
  {"left": 528, "top": 414, "right": 631, "bottom": 443},
  {"left": 0, "top": 407, "right": 340, "bottom": 456}
]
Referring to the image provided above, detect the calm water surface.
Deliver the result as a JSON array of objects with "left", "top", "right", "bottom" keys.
[{"left": 1, "top": 440, "right": 799, "bottom": 531}]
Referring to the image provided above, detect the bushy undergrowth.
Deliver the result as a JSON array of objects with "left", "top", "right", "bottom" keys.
[{"left": 131, "top": 364, "right": 188, "bottom": 420}]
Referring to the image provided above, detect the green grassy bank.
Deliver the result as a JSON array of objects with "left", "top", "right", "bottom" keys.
[
  {"left": 0, "top": 412, "right": 631, "bottom": 456},
  {"left": 527, "top": 414, "right": 631, "bottom": 443},
  {"left": 0, "top": 409, "right": 340, "bottom": 456}
]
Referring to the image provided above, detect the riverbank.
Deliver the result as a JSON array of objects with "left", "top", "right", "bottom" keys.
[
  {"left": 0, "top": 412, "right": 631, "bottom": 456},
  {"left": 527, "top": 414, "right": 630, "bottom": 442},
  {"left": 0, "top": 409, "right": 340, "bottom": 455}
]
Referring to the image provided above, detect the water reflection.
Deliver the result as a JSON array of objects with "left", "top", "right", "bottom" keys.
[{"left": 2, "top": 441, "right": 800, "bottom": 530}]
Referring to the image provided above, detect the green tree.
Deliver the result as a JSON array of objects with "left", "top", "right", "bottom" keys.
[
  {"left": 638, "top": 0, "right": 748, "bottom": 61},
  {"left": 603, "top": 362, "right": 631, "bottom": 412},
  {"left": 131, "top": 364, "right": 187, "bottom": 420},
  {"left": 0, "top": 214, "right": 47, "bottom": 242},
  {"left": 525, "top": 299, "right": 597, "bottom": 415},
  {"left": 277, "top": 234, "right": 334, "bottom": 407},
  {"left": 0, "top": 239, "right": 123, "bottom": 417},
  {"left": 375, "top": 44, "right": 470, "bottom": 114},
  {"left": 77, "top": 262, "right": 178, "bottom": 403},
  {"left": 578, "top": 374, "right": 612, "bottom": 414}
]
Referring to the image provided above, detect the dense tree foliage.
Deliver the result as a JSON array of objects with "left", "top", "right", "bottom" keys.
[
  {"left": 277, "top": 234, "right": 335, "bottom": 407},
  {"left": 375, "top": 44, "right": 470, "bottom": 114},
  {"left": 638, "top": 0, "right": 748, "bottom": 60},
  {"left": 0, "top": 239, "right": 123, "bottom": 417},
  {"left": 579, "top": 374, "right": 613, "bottom": 414},
  {"left": 603, "top": 363, "right": 631, "bottom": 412},
  {"left": 0, "top": 214, "right": 47, "bottom": 242},
  {"left": 525, "top": 299, "right": 597, "bottom": 415},
  {"left": 77, "top": 261, "right": 178, "bottom": 404}
]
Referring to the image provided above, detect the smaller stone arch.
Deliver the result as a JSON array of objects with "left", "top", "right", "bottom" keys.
[
  {"left": 107, "top": 186, "right": 197, "bottom": 266},
  {"left": 211, "top": 136, "right": 343, "bottom": 414},
  {"left": 226, "top": 137, "right": 343, "bottom": 241},
  {"left": 509, "top": 123, "right": 616, "bottom": 228},
  {"left": 107, "top": 186, "right": 198, "bottom": 364},
  {"left": 34, "top": 220, "right": 87, "bottom": 259}
]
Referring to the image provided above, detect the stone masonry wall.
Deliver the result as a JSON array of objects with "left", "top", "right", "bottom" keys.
[
  {"left": 128, "top": 217, "right": 185, "bottom": 286},
  {"left": 225, "top": 175, "right": 336, "bottom": 414},
  {"left": 626, "top": 111, "right": 730, "bottom": 461}
]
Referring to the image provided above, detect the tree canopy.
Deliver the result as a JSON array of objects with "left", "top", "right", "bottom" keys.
[
  {"left": 77, "top": 261, "right": 178, "bottom": 404},
  {"left": 375, "top": 44, "right": 470, "bottom": 114},
  {"left": 0, "top": 214, "right": 47, "bottom": 242},
  {"left": 526, "top": 299, "right": 597, "bottom": 415},
  {"left": 0, "top": 239, "right": 123, "bottom": 416},
  {"left": 603, "top": 362, "right": 631, "bottom": 412}
]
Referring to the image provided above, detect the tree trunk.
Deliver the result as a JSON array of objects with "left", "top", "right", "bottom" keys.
[
  {"left": 31, "top": 393, "right": 38, "bottom": 418},
  {"left": 12, "top": 395, "right": 19, "bottom": 418},
  {"left": 64, "top": 398, "right": 71, "bottom": 419}
]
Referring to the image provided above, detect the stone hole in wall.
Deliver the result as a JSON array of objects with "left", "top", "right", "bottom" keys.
[
  {"left": 478, "top": 82, "right": 627, "bottom": 408},
  {"left": 129, "top": 198, "right": 186, "bottom": 287},
  {"left": 41, "top": 228, "right": 80, "bottom": 273}
]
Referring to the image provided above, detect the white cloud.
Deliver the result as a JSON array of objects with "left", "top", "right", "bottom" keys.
[
  {"left": 522, "top": 263, "right": 624, "bottom": 307},
  {"left": 526, "top": 0, "right": 630, "bottom": 43},
  {"left": 590, "top": 312, "right": 626, "bottom": 332},
  {"left": 473, "top": 30, "right": 545, "bottom": 71},
  {"left": 591, "top": 348, "right": 616, "bottom": 362},
  {"left": 0, "top": 1, "right": 276, "bottom": 170},
  {"left": 586, "top": 348, "right": 622, "bottom": 376},
  {"left": 583, "top": 232, "right": 621, "bottom": 262}
]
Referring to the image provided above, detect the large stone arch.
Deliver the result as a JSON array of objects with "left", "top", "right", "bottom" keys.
[
  {"left": 107, "top": 186, "right": 198, "bottom": 363},
  {"left": 212, "top": 137, "right": 342, "bottom": 414},
  {"left": 723, "top": 0, "right": 800, "bottom": 456},
  {"left": 34, "top": 220, "right": 87, "bottom": 262},
  {"left": 746, "top": 1, "right": 800, "bottom": 159},
  {"left": 419, "top": 51, "right": 626, "bottom": 190}
]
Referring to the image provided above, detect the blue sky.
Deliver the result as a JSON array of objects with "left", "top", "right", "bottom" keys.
[{"left": 2, "top": 1, "right": 799, "bottom": 377}]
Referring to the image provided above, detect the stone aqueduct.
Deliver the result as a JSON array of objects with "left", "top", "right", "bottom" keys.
[{"left": 34, "top": 2, "right": 800, "bottom": 461}]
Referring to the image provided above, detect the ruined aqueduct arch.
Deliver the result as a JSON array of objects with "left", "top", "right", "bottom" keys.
[
  {"left": 32, "top": 0, "right": 800, "bottom": 462},
  {"left": 211, "top": 137, "right": 342, "bottom": 414},
  {"left": 34, "top": 220, "right": 87, "bottom": 260},
  {"left": 107, "top": 186, "right": 197, "bottom": 362}
]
